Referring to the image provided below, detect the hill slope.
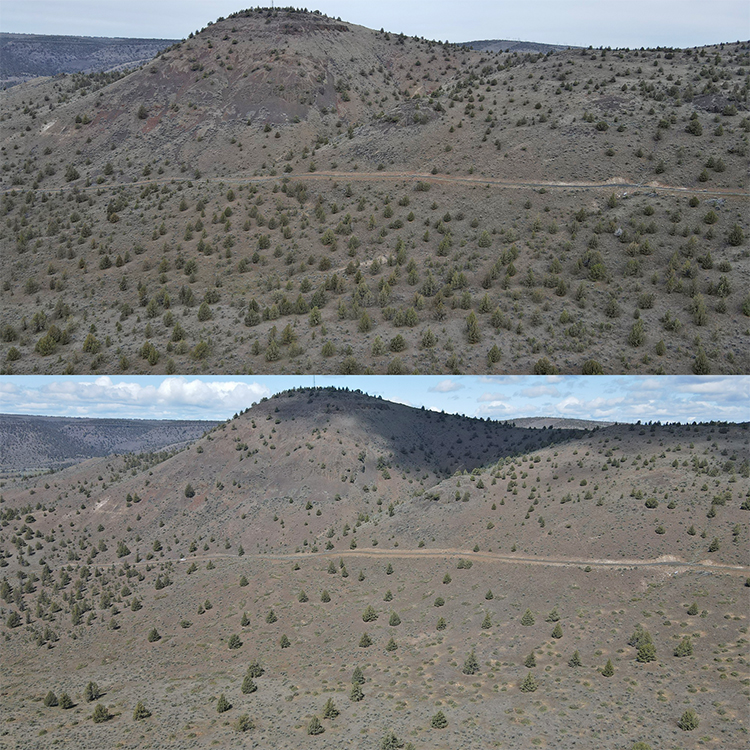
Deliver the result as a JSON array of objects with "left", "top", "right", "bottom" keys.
[
  {"left": 0, "top": 8, "right": 747, "bottom": 375},
  {"left": 0, "top": 388, "right": 747, "bottom": 749}
]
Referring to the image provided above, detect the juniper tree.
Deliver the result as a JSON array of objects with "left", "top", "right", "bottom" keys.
[
  {"left": 481, "top": 612, "right": 492, "bottom": 629},
  {"left": 352, "top": 666, "right": 365, "bottom": 684},
  {"left": 59, "top": 692, "right": 73, "bottom": 709},
  {"left": 359, "top": 632, "right": 373, "bottom": 648},
  {"left": 436, "top": 617, "right": 447, "bottom": 630},
  {"left": 247, "top": 660, "right": 264, "bottom": 678},
  {"left": 266, "top": 609, "right": 277, "bottom": 623},
  {"left": 147, "top": 628, "right": 161, "bottom": 642},
  {"left": 431, "top": 710, "right": 448, "bottom": 728},
  {"left": 321, "top": 590, "right": 331, "bottom": 602},
  {"left": 279, "top": 634, "right": 291, "bottom": 648},
  {"left": 636, "top": 642, "right": 657, "bottom": 662},
  {"left": 602, "top": 659, "right": 615, "bottom": 677},
  {"left": 307, "top": 716, "right": 324, "bottom": 735},
  {"left": 389, "top": 612, "right": 401, "bottom": 626},
  {"left": 84, "top": 682, "right": 100, "bottom": 702},
  {"left": 524, "top": 652, "right": 537, "bottom": 668},
  {"left": 545, "top": 608, "right": 560, "bottom": 622},
  {"left": 674, "top": 637, "right": 693, "bottom": 657},
  {"left": 216, "top": 693, "right": 231, "bottom": 713},
  {"left": 519, "top": 672, "right": 538, "bottom": 692},
  {"left": 133, "top": 701, "right": 151, "bottom": 720},
  {"left": 350, "top": 682, "right": 364, "bottom": 702},
  {"left": 568, "top": 650, "right": 582, "bottom": 667},
  {"left": 44, "top": 691, "right": 58, "bottom": 707},
  {"left": 521, "top": 609, "right": 535, "bottom": 626},
  {"left": 462, "top": 650, "right": 479, "bottom": 675},
  {"left": 485, "top": 590, "right": 494, "bottom": 600},
  {"left": 362, "top": 605, "right": 378, "bottom": 622},
  {"left": 386, "top": 637, "right": 398, "bottom": 651},
  {"left": 92, "top": 703, "right": 110, "bottom": 723},
  {"left": 228, "top": 634, "right": 242, "bottom": 649},
  {"left": 322, "top": 697, "right": 339, "bottom": 719},
  {"left": 551, "top": 622, "right": 563, "bottom": 639},
  {"left": 241, "top": 675, "right": 257, "bottom": 694}
]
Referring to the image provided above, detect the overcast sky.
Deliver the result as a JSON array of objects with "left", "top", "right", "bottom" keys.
[
  {"left": 0, "top": 376, "right": 747, "bottom": 424},
  {"left": 2, "top": 0, "right": 747, "bottom": 47}
]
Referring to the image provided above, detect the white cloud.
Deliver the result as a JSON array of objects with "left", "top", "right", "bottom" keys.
[
  {"left": 520, "top": 385, "right": 560, "bottom": 398},
  {"left": 0, "top": 378, "right": 271, "bottom": 420},
  {"left": 429, "top": 379, "right": 464, "bottom": 393}
]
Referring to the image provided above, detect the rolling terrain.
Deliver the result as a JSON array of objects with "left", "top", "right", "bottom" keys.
[
  {"left": 0, "top": 413, "right": 217, "bottom": 475},
  {"left": 0, "top": 33, "right": 178, "bottom": 88},
  {"left": 0, "top": 387, "right": 747, "bottom": 749},
  {"left": 0, "top": 7, "right": 747, "bottom": 375}
]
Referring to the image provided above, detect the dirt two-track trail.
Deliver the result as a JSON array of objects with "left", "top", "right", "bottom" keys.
[
  {"left": 133, "top": 547, "right": 750, "bottom": 577},
  {"left": 5, "top": 169, "right": 748, "bottom": 198}
]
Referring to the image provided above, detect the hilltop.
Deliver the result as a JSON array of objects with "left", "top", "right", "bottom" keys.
[
  {"left": 0, "top": 7, "right": 748, "bottom": 377},
  {"left": 0, "top": 388, "right": 747, "bottom": 748}
]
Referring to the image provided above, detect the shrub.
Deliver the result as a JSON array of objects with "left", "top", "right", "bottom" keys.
[
  {"left": 678, "top": 708, "right": 699, "bottom": 731},
  {"left": 533, "top": 358, "right": 558, "bottom": 375},
  {"left": 235, "top": 714, "right": 254, "bottom": 732},
  {"left": 581, "top": 359, "right": 604, "bottom": 374},
  {"left": 628, "top": 319, "right": 645, "bottom": 347}
]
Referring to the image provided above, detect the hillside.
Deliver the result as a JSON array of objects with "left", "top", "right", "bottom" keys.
[
  {"left": 0, "top": 389, "right": 747, "bottom": 749},
  {"left": 0, "top": 7, "right": 747, "bottom": 376},
  {"left": 0, "top": 33, "right": 178, "bottom": 87},
  {"left": 0, "top": 413, "right": 217, "bottom": 474}
]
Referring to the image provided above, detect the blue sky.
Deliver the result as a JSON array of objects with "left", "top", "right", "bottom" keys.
[
  {"left": 2, "top": 0, "right": 748, "bottom": 47},
  {"left": 0, "top": 376, "right": 747, "bottom": 424}
]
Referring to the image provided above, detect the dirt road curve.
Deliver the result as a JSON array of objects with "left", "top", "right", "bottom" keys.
[
  {"left": 137, "top": 547, "right": 749, "bottom": 576},
  {"left": 5, "top": 170, "right": 748, "bottom": 198}
]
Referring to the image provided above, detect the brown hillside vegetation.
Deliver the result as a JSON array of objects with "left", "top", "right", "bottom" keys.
[
  {"left": 0, "top": 388, "right": 748, "bottom": 748},
  {"left": 0, "top": 7, "right": 748, "bottom": 375}
]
